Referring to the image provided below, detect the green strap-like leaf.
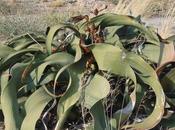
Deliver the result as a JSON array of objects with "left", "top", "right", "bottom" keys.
[
  {"left": 91, "top": 44, "right": 136, "bottom": 83},
  {"left": 36, "top": 52, "right": 74, "bottom": 82},
  {"left": 127, "top": 53, "right": 157, "bottom": 77},
  {"left": 142, "top": 42, "right": 175, "bottom": 65},
  {"left": 161, "top": 68, "right": 175, "bottom": 93},
  {"left": 21, "top": 87, "right": 53, "bottom": 130},
  {"left": 0, "top": 48, "right": 41, "bottom": 72},
  {"left": 46, "top": 24, "right": 80, "bottom": 55},
  {"left": 0, "top": 70, "right": 9, "bottom": 93},
  {"left": 54, "top": 44, "right": 83, "bottom": 129},
  {"left": 123, "top": 53, "right": 165, "bottom": 130},
  {"left": 91, "top": 44, "right": 137, "bottom": 129},
  {"left": 86, "top": 13, "right": 159, "bottom": 45},
  {"left": 1, "top": 54, "right": 48, "bottom": 130},
  {"left": 46, "top": 24, "right": 64, "bottom": 55},
  {"left": 38, "top": 72, "right": 56, "bottom": 86},
  {"left": 55, "top": 58, "right": 86, "bottom": 130},
  {"left": 84, "top": 74, "right": 110, "bottom": 109},
  {"left": 90, "top": 101, "right": 109, "bottom": 130},
  {"left": 0, "top": 44, "right": 16, "bottom": 58},
  {"left": 83, "top": 74, "right": 110, "bottom": 130},
  {"left": 1, "top": 63, "right": 28, "bottom": 130},
  {"left": 8, "top": 33, "right": 45, "bottom": 51}
]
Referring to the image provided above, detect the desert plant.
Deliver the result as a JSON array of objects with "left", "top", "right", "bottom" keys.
[{"left": 0, "top": 10, "right": 175, "bottom": 130}]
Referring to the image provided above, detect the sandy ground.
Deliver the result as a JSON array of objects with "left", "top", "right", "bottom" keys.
[{"left": 0, "top": 0, "right": 175, "bottom": 41}]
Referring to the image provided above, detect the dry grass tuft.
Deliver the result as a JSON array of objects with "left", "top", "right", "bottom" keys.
[
  {"left": 114, "top": 0, "right": 152, "bottom": 16},
  {"left": 48, "top": 0, "right": 65, "bottom": 8},
  {"left": 159, "top": 1, "right": 175, "bottom": 39},
  {"left": 113, "top": 0, "right": 175, "bottom": 39}
]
